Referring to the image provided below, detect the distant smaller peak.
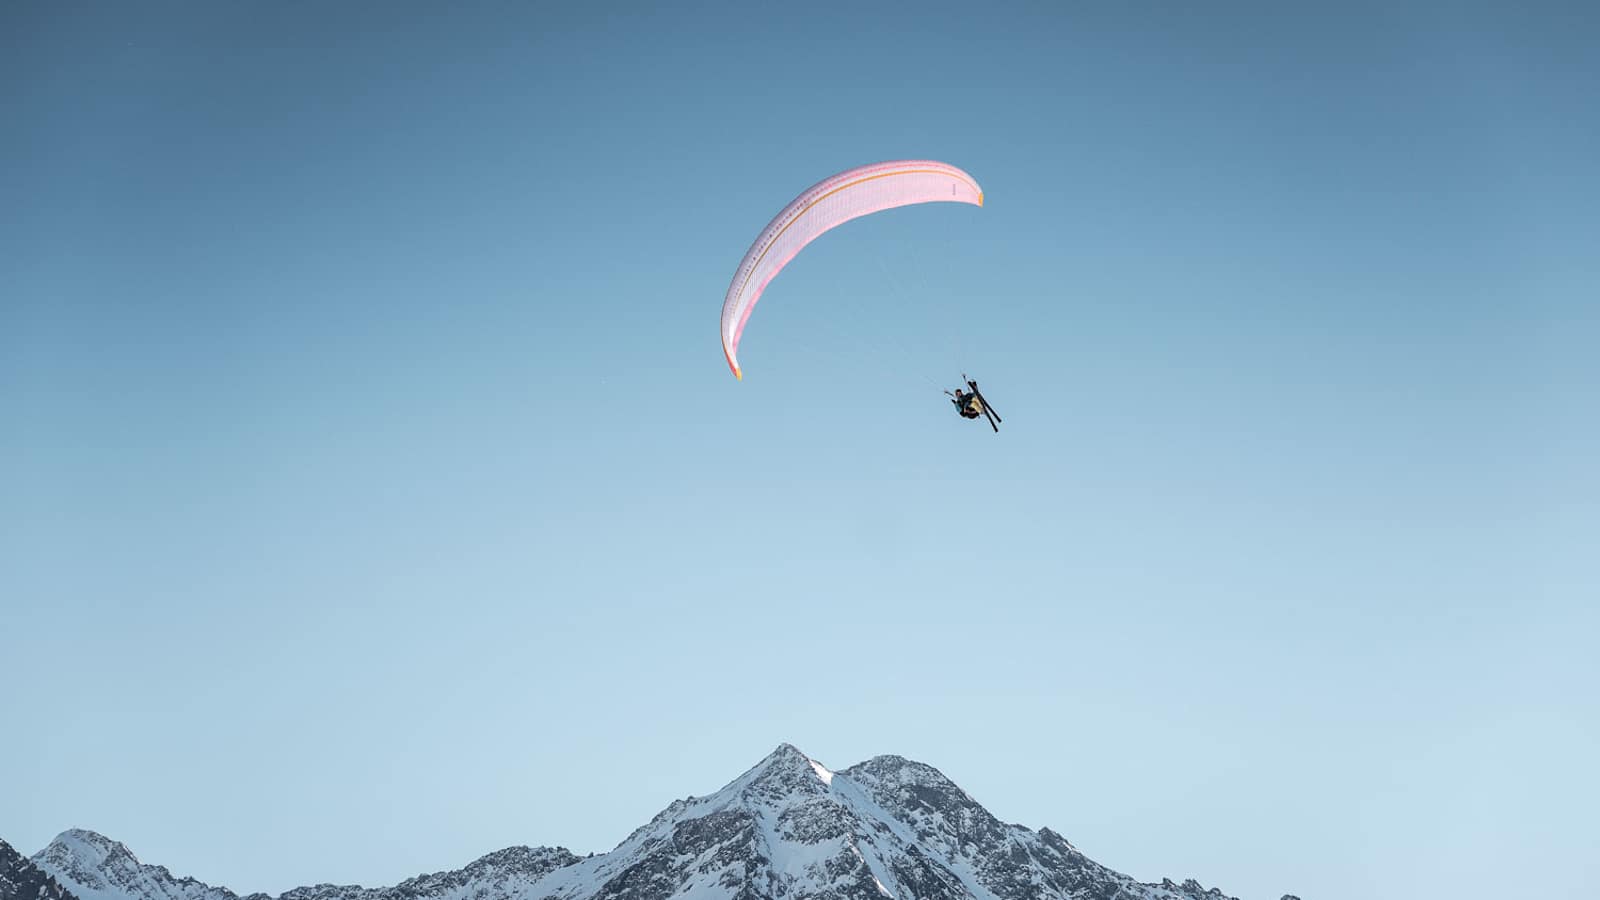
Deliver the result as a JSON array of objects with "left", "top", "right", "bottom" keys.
[
  {"left": 463, "top": 845, "right": 581, "bottom": 874},
  {"left": 47, "top": 830, "right": 135, "bottom": 864},
  {"left": 278, "top": 882, "right": 359, "bottom": 900},
  {"left": 842, "top": 754, "right": 953, "bottom": 786},
  {"left": 56, "top": 830, "right": 115, "bottom": 847}
]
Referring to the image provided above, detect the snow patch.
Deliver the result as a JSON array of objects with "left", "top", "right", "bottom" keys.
[{"left": 809, "top": 759, "right": 835, "bottom": 785}]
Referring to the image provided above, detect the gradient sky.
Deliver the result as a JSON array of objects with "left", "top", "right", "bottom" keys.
[{"left": 4, "top": 4, "right": 1597, "bottom": 900}]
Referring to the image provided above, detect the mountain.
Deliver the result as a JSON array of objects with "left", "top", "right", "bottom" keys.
[
  {"left": 26, "top": 832, "right": 577, "bottom": 900},
  {"left": 1, "top": 838, "right": 77, "bottom": 900},
  {"left": 26, "top": 745, "right": 1287, "bottom": 900}
]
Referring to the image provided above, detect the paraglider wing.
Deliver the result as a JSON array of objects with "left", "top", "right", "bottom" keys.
[{"left": 720, "top": 160, "right": 983, "bottom": 379}]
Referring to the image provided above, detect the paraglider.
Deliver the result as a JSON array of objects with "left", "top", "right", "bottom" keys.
[{"left": 718, "top": 160, "right": 983, "bottom": 381}]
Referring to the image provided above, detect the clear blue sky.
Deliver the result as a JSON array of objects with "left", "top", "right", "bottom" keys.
[{"left": 3, "top": 3, "right": 1596, "bottom": 899}]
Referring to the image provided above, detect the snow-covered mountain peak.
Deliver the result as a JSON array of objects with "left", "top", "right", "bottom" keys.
[
  {"left": 844, "top": 753, "right": 947, "bottom": 781},
  {"left": 841, "top": 754, "right": 973, "bottom": 806},
  {"left": 748, "top": 743, "right": 828, "bottom": 782},
  {"left": 459, "top": 845, "right": 581, "bottom": 878},
  {"left": 41, "top": 832, "right": 132, "bottom": 870},
  {"left": 31, "top": 831, "right": 236, "bottom": 900},
  {"left": 23, "top": 745, "right": 1262, "bottom": 900},
  {"left": 726, "top": 743, "right": 834, "bottom": 802},
  {"left": 32, "top": 832, "right": 137, "bottom": 893},
  {"left": 839, "top": 755, "right": 1006, "bottom": 856},
  {"left": 269, "top": 844, "right": 584, "bottom": 900}
]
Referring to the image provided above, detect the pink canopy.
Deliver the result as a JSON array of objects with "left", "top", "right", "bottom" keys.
[{"left": 720, "top": 160, "right": 983, "bottom": 379}]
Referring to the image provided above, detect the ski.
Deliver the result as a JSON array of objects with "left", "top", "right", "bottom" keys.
[{"left": 963, "top": 375, "right": 1001, "bottom": 428}]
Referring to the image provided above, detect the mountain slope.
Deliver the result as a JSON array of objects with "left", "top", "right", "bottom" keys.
[{"left": 1, "top": 838, "right": 78, "bottom": 900}]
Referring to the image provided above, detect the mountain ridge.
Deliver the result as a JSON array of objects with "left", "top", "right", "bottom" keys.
[{"left": 19, "top": 745, "right": 1288, "bottom": 900}]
